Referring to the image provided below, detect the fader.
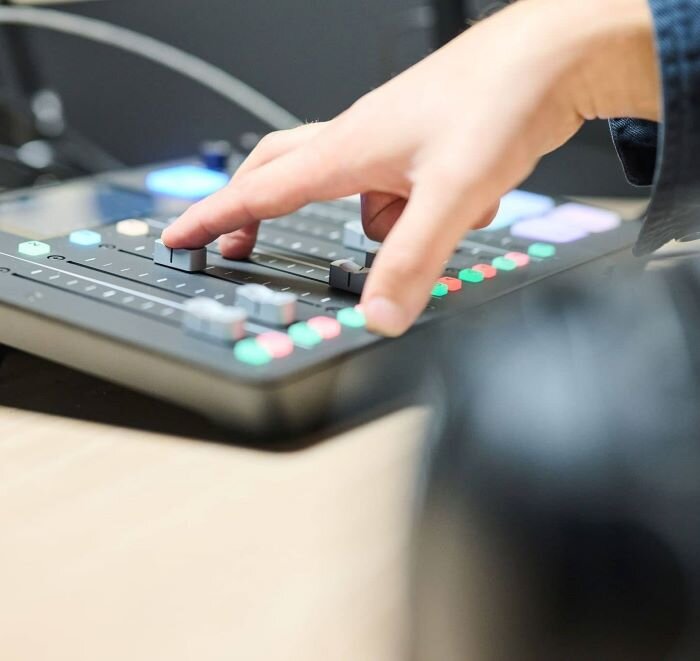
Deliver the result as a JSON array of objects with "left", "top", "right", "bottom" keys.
[{"left": 153, "top": 239, "right": 208, "bottom": 272}]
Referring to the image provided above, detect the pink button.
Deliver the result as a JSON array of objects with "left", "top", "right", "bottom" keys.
[
  {"left": 546, "top": 203, "right": 621, "bottom": 233},
  {"left": 256, "top": 332, "right": 294, "bottom": 358},
  {"left": 511, "top": 218, "right": 589, "bottom": 244},
  {"left": 505, "top": 251, "right": 530, "bottom": 268},
  {"left": 438, "top": 276, "right": 463, "bottom": 292},
  {"left": 307, "top": 316, "right": 342, "bottom": 340},
  {"left": 473, "top": 263, "right": 498, "bottom": 279}
]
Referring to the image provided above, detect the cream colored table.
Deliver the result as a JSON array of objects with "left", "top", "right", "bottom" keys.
[{"left": 0, "top": 350, "right": 430, "bottom": 661}]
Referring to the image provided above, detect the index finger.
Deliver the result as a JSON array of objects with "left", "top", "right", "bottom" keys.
[{"left": 162, "top": 130, "right": 357, "bottom": 250}]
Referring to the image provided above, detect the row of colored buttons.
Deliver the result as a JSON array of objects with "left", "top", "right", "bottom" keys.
[
  {"left": 431, "top": 246, "right": 555, "bottom": 297},
  {"left": 18, "top": 230, "right": 104, "bottom": 257},
  {"left": 17, "top": 221, "right": 154, "bottom": 258},
  {"left": 234, "top": 307, "right": 366, "bottom": 366}
]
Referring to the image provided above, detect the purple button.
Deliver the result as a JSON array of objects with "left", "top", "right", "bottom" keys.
[
  {"left": 511, "top": 218, "right": 589, "bottom": 244},
  {"left": 545, "top": 203, "right": 621, "bottom": 233}
]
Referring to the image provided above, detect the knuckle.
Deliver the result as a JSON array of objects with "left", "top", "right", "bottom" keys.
[
  {"left": 348, "top": 90, "right": 379, "bottom": 116},
  {"left": 254, "top": 130, "right": 286, "bottom": 153},
  {"left": 233, "top": 179, "right": 264, "bottom": 221}
]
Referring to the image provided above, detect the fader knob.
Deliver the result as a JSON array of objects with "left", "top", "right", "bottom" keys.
[
  {"left": 235, "top": 284, "right": 297, "bottom": 326},
  {"left": 182, "top": 297, "right": 247, "bottom": 343},
  {"left": 329, "top": 259, "right": 370, "bottom": 295},
  {"left": 154, "top": 239, "right": 207, "bottom": 273}
]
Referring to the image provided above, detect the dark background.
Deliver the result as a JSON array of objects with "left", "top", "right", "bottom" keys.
[{"left": 2, "top": 0, "right": 639, "bottom": 196}]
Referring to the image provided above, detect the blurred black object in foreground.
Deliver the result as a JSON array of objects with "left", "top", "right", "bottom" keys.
[{"left": 413, "top": 256, "right": 700, "bottom": 661}]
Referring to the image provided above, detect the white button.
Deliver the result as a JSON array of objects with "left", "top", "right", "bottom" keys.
[{"left": 116, "top": 219, "right": 150, "bottom": 237}]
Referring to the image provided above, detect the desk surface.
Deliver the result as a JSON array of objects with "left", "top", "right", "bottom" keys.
[{"left": 0, "top": 350, "right": 429, "bottom": 661}]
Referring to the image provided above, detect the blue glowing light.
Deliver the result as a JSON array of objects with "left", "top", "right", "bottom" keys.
[{"left": 145, "top": 165, "right": 229, "bottom": 200}]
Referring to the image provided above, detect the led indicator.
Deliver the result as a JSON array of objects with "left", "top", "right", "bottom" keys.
[
  {"left": 438, "top": 277, "right": 463, "bottom": 292},
  {"left": 528, "top": 243, "right": 557, "bottom": 259},
  {"left": 69, "top": 230, "right": 102, "bottom": 247},
  {"left": 505, "top": 252, "right": 530, "bottom": 268},
  {"left": 307, "top": 316, "right": 342, "bottom": 339},
  {"left": 288, "top": 322, "right": 323, "bottom": 348},
  {"left": 234, "top": 338, "right": 272, "bottom": 366},
  {"left": 116, "top": 219, "right": 150, "bottom": 237},
  {"left": 337, "top": 307, "right": 366, "bottom": 329},
  {"left": 492, "top": 257, "right": 518, "bottom": 272},
  {"left": 472, "top": 264, "right": 498, "bottom": 279},
  {"left": 458, "top": 269, "right": 485, "bottom": 284},
  {"left": 256, "top": 332, "right": 294, "bottom": 358},
  {"left": 18, "top": 241, "right": 51, "bottom": 257}
]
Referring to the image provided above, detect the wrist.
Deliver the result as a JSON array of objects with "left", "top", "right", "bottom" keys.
[{"left": 559, "top": 0, "right": 661, "bottom": 122}]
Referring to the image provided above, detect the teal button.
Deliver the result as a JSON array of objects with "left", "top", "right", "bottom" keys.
[
  {"left": 70, "top": 230, "right": 102, "bottom": 246},
  {"left": 18, "top": 241, "right": 51, "bottom": 257},
  {"left": 492, "top": 256, "right": 517, "bottom": 272},
  {"left": 431, "top": 282, "right": 449, "bottom": 298},
  {"left": 337, "top": 307, "right": 366, "bottom": 329},
  {"left": 528, "top": 242, "right": 557, "bottom": 259},
  {"left": 234, "top": 338, "right": 272, "bottom": 366},
  {"left": 288, "top": 322, "right": 323, "bottom": 348},
  {"left": 458, "top": 268, "right": 485, "bottom": 284}
]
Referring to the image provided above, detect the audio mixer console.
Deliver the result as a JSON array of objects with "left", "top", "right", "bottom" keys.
[{"left": 0, "top": 157, "right": 641, "bottom": 439}]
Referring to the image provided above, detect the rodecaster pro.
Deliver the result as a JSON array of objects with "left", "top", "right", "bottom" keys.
[{"left": 0, "top": 156, "right": 641, "bottom": 438}]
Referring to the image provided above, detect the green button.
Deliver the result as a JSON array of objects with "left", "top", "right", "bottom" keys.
[
  {"left": 234, "top": 338, "right": 272, "bottom": 366},
  {"left": 492, "top": 256, "right": 517, "bottom": 272},
  {"left": 18, "top": 241, "right": 51, "bottom": 257},
  {"left": 288, "top": 322, "right": 323, "bottom": 348},
  {"left": 431, "top": 282, "right": 449, "bottom": 298},
  {"left": 337, "top": 307, "right": 366, "bottom": 329},
  {"left": 528, "top": 242, "right": 557, "bottom": 259},
  {"left": 458, "top": 268, "right": 485, "bottom": 284}
]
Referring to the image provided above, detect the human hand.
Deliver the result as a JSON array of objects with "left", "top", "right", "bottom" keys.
[{"left": 163, "top": 0, "right": 659, "bottom": 336}]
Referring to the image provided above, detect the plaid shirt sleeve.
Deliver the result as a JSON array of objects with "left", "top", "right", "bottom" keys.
[{"left": 610, "top": 1, "right": 700, "bottom": 254}]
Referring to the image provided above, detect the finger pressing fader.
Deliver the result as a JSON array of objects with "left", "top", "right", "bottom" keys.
[
  {"left": 235, "top": 284, "right": 297, "bottom": 326},
  {"left": 329, "top": 259, "right": 370, "bottom": 295},
  {"left": 182, "top": 297, "right": 247, "bottom": 343},
  {"left": 154, "top": 239, "right": 207, "bottom": 272}
]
